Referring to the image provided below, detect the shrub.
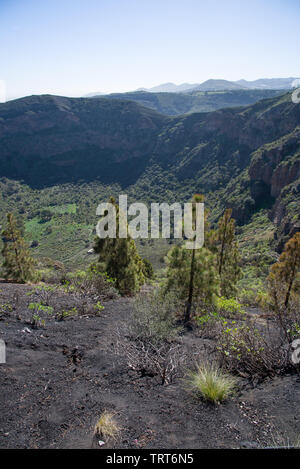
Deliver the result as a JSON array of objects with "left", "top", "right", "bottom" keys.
[
  {"left": 215, "top": 296, "right": 246, "bottom": 317},
  {"left": 194, "top": 297, "right": 245, "bottom": 338},
  {"left": 185, "top": 363, "right": 237, "bottom": 403},
  {"left": 114, "top": 332, "right": 185, "bottom": 385},
  {"left": 276, "top": 294, "right": 300, "bottom": 342},
  {"left": 56, "top": 307, "right": 78, "bottom": 322},
  {"left": 28, "top": 302, "right": 54, "bottom": 328},
  {"left": 194, "top": 310, "right": 227, "bottom": 339},
  {"left": 238, "top": 287, "right": 261, "bottom": 306},
  {"left": 93, "top": 301, "right": 104, "bottom": 315},
  {"left": 114, "top": 289, "right": 185, "bottom": 384},
  {"left": 27, "top": 284, "right": 57, "bottom": 306},
  {"left": 195, "top": 311, "right": 224, "bottom": 326},
  {"left": 217, "top": 321, "right": 290, "bottom": 378},
  {"left": 62, "top": 266, "right": 118, "bottom": 301},
  {"left": 129, "top": 289, "right": 181, "bottom": 344},
  {"left": 38, "top": 267, "right": 67, "bottom": 285}
]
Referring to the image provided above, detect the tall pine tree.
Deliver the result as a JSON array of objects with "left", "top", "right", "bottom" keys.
[
  {"left": 268, "top": 232, "right": 300, "bottom": 310},
  {"left": 1, "top": 213, "right": 36, "bottom": 283},
  {"left": 165, "top": 245, "right": 219, "bottom": 323},
  {"left": 165, "top": 194, "right": 219, "bottom": 324},
  {"left": 94, "top": 197, "right": 146, "bottom": 295},
  {"left": 210, "top": 208, "right": 241, "bottom": 298}
]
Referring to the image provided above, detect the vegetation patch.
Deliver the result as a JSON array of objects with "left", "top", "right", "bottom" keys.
[{"left": 185, "top": 363, "right": 237, "bottom": 404}]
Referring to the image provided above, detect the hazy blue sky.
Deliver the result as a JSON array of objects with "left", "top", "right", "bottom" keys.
[{"left": 1, "top": 0, "right": 299, "bottom": 99}]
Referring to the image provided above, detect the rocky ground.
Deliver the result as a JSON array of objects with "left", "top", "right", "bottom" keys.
[{"left": 0, "top": 282, "right": 299, "bottom": 449}]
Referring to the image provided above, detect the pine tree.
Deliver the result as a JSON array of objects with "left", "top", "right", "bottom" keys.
[
  {"left": 165, "top": 194, "right": 219, "bottom": 324},
  {"left": 268, "top": 232, "right": 300, "bottom": 310},
  {"left": 94, "top": 197, "right": 146, "bottom": 295},
  {"left": 142, "top": 258, "right": 154, "bottom": 279},
  {"left": 165, "top": 245, "right": 219, "bottom": 323},
  {"left": 1, "top": 213, "right": 36, "bottom": 283},
  {"left": 210, "top": 208, "right": 241, "bottom": 298}
]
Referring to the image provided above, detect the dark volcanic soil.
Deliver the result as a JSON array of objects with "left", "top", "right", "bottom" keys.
[{"left": 0, "top": 283, "right": 299, "bottom": 449}]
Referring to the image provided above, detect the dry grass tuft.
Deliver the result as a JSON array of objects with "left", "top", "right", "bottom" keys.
[{"left": 94, "top": 411, "right": 121, "bottom": 440}]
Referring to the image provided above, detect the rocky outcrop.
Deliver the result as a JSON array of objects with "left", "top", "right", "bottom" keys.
[
  {"left": 247, "top": 127, "right": 300, "bottom": 246},
  {"left": 271, "top": 158, "right": 300, "bottom": 198},
  {"left": 249, "top": 128, "right": 300, "bottom": 197}
]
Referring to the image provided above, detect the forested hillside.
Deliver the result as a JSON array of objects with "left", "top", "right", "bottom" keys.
[{"left": 0, "top": 92, "right": 299, "bottom": 275}]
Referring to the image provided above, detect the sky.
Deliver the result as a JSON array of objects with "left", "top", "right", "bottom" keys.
[{"left": 0, "top": 0, "right": 300, "bottom": 100}]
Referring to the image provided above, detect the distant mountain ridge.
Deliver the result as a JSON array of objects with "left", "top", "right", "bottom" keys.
[
  {"left": 236, "top": 77, "right": 299, "bottom": 89},
  {"left": 192, "top": 79, "right": 246, "bottom": 91},
  {"left": 87, "top": 77, "right": 299, "bottom": 96},
  {"left": 136, "top": 82, "right": 199, "bottom": 93}
]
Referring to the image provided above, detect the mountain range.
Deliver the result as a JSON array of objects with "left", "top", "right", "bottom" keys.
[{"left": 88, "top": 77, "right": 299, "bottom": 96}]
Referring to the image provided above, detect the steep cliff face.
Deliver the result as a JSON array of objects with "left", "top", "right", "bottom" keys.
[
  {"left": 249, "top": 128, "right": 300, "bottom": 197},
  {"left": 271, "top": 178, "right": 300, "bottom": 250},
  {"left": 153, "top": 93, "right": 300, "bottom": 200},
  {"left": 247, "top": 127, "right": 300, "bottom": 246},
  {"left": 271, "top": 158, "right": 300, "bottom": 198}
]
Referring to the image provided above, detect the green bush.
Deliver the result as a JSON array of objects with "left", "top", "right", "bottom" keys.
[
  {"left": 215, "top": 296, "right": 246, "bottom": 317},
  {"left": 56, "top": 306, "right": 78, "bottom": 321},
  {"left": 28, "top": 302, "right": 53, "bottom": 328}
]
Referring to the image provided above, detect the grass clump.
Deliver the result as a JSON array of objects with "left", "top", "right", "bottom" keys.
[
  {"left": 94, "top": 411, "right": 121, "bottom": 441},
  {"left": 186, "top": 363, "right": 237, "bottom": 404}
]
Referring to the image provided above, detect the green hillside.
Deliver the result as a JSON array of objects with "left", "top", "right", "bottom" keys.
[{"left": 0, "top": 92, "right": 299, "bottom": 280}]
